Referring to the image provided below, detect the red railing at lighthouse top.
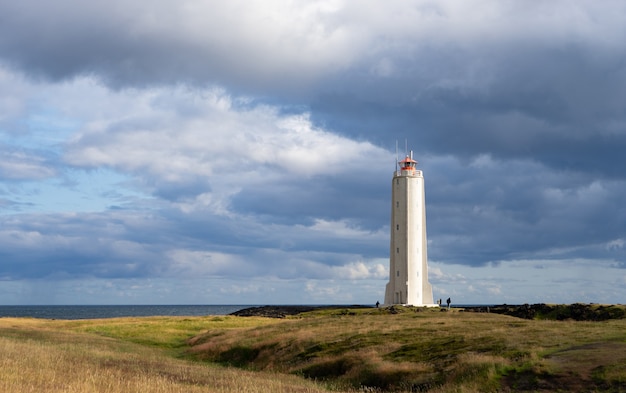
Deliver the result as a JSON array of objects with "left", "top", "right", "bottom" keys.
[{"left": 396, "top": 154, "right": 422, "bottom": 177}]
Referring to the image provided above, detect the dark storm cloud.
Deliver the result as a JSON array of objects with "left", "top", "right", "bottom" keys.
[
  {"left": 231, "top": 170, "right": 390, "bottom": 230},
  {"left": 423, "top": 156, "right": 626, "bottom": 266},
  {"left": 0, "top": 0, "right": 351, "bottom": 92},
  {"left": 311, "top": 43, "right": 626, "bottom": 177},
  {"left": 0, "top": 1, "right": 189, "bottom": 85}
]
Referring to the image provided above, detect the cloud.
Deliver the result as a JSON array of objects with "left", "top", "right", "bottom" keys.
[
  {"left": 55, "top": 81, "right": 393, "bottom": 236},
  {"left": 4, "top": 1, "right": 626, "bottom": 177},
  {"left": 425, "top": 154, "right": 626, "bottom": 266},
  {"left": 1, "top": 68, "right": 625, "bottom": 287},
  {"left": 2, "top": 1, "right": 626, "bottom": 304},
  {"left": 0, "top": 147, "right": 57, "bottom": 180},
  {"left": 331, "top": 261, "right": 387, "bottom": 280},
  {"left": 0, "top": 0, "right": 361, "bottom": 90},
  {"left": 430, "top": 258, "right": 626, "bottom": 304},
  {"left": 0, "top": 212, "right": 169, "bottom": 280}
]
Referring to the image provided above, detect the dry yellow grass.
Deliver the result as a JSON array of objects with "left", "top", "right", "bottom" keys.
[{"left": 0, "top": 317, "right": 338, "bottom": 393}]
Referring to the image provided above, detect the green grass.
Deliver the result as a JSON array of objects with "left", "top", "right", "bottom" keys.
[{"left": 61, "top": 315, "right": 279, "bottom": 352}]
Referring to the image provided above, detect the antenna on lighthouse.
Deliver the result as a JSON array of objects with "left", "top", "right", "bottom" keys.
[{"left": 395, "top": 140, "right": 399, "bottom": 172}]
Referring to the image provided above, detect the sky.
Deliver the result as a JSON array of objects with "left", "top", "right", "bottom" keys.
[{"left": 1, "top": 0, "right": 626, "bottom": 305}]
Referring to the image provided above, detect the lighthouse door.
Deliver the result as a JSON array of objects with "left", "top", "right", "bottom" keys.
[{"left": 395, "top": 291, "right": 402, "bottom": 304}]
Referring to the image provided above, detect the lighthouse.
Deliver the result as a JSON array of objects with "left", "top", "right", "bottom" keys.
[{"left": 384, "top": 152, "right": 436, "bottom": 306}]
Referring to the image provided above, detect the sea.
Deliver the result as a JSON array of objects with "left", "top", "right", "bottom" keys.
[
  {"left": 0, "top": 304, "right": 495, "bottom": 320},
  {"left": 0, "top": 305, "right": 255, "bottom": 320}
]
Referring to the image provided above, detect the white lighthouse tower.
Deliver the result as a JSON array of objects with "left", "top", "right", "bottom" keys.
[{"left": 384, "top": 152, "right": 436, "bottom": 306}]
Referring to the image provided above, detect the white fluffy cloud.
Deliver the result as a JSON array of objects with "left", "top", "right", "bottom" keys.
[{"left": 56, "top": 80, "right": 391, "bottom": 217}]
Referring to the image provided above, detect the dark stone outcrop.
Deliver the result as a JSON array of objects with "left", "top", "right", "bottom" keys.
[
  {"left": 461, "top": 303, "right": 625, "bottom": 321},
  {"left": 230, "top": 305, "right": 372, "bottom": 318},
  {"left": 232, "top": 303, "right": 625, "bottom": 321}
]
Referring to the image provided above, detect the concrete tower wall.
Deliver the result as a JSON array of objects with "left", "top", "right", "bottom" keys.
[{"left": 385, "top": 166, "right": 434, "bottom": 306}]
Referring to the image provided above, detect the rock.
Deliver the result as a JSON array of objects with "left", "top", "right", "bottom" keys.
[
  {"left": 230, "top": 305, "right": 372, "bottom": 318},
  {"left": 461, "top": 303, "right": 626, "bottom": 321}
]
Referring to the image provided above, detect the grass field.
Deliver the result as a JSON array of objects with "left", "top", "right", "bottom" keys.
[
  {"left": 0, "top": 316, "right": 330, "bottom": 393},
  {"left": 1, "top": 306, "right": 626, "bottom": 392},
  {"left": 188, "top": 306, "right": 626, "bottom": 391}
]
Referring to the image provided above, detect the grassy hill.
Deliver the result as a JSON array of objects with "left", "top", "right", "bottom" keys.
[
  {"left": 1, "top": 305, "right": 625, "bottom": 392},
  {"left": 189, "top": 305, "right": 626, "bottom": 392}
]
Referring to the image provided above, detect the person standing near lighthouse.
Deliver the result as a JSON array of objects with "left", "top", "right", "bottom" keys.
[{"left": 384, "top": 151, "right": 436, "bottom": 306}]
